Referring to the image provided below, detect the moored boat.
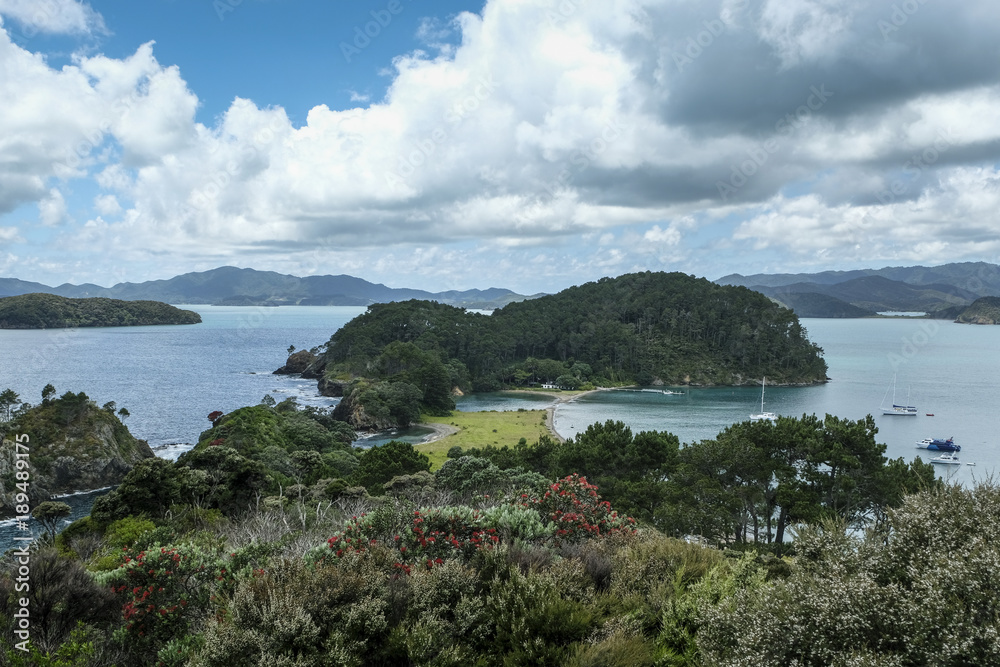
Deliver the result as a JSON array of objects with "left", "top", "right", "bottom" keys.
[
  {"left": 881, "top": 374, "right": 917, "bottom": 416},
  {"left": 750, "top": 377, "right": 778, "bottom": 424},
  {"left": 930, "top": 452, "right": 961, "bottom": 465},
  {"left": 926, "top": 437, "right": 960, "bottom": 452}
]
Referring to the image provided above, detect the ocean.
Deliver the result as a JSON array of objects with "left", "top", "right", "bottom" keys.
[{"left": 2, "top": 308, "right": 997, "bottom": 550}]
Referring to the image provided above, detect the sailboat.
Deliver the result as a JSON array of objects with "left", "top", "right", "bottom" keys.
[
  {"left": 750, "top": 377, "right": 778, "bottom": 424},
  {"left": 881, "top": 374, "right": 917, "bottom": 416}
]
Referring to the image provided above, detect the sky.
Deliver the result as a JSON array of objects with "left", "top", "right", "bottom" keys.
[{"left": 1, "top": 0, "right": 1000, "bottom": 295}]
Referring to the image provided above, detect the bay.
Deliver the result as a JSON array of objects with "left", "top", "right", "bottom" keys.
[
  {"left": 2, "top": 309, "right": 998, "bottom": 553},
  {"left": 0, "top": 305, "right": 359, "bottom": 451},
  {"left": 552, "top": 318, "right": 1000, "bottom": 485}
]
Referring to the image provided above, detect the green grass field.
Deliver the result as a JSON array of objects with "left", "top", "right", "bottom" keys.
[{"left": 417, "top": 409, "right": 551, "bottom": 469}]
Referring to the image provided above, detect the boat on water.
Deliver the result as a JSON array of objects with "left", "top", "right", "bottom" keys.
[
  {"left": 750, "top": 377, "right": 778, "bottom": 424},
  {"left": 880, "top": 374, "right": 917, "bottom": 416},
  {"left": 916, "top": 437, "right": 961, "bottom": 452},
  {"left": 661, "top": 389, "right": 684, "bottom": 395},
  {"left": 930, "top": 452, "right": 962, "bottom": 466}
]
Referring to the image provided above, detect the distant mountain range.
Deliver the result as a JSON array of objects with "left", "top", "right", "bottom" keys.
[
  {"left": 0, "top": 266, "right": 538, "bottom": 310},
  {"left": 716, "top": 262, "right": 1000, "bottom": 318}
]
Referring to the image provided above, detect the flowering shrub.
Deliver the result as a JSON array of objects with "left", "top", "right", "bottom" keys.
[
  {"left": 315, "top": 476, "right": 636, "bottom": 571},
  {"left": 526, "top": 474, "right": 637, "bottom": 543},
  {"left": 99, "top": 543, "right": 234, "bottom": 659},
  {"left": 314, "top": 503, "right": 549, "bottom": 569}
]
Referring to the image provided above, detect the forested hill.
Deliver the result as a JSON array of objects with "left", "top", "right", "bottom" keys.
[
  {"left": 320, "top": 272, "right": 828, "bottom": 389},
  {"left": 0, "top": 293, "right": 202, "bottom": 329}
]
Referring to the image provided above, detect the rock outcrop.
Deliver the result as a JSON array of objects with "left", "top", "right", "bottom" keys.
[
  {"left": 0, "top": 392, "right": 154, "bottom": 516},
  {"left": 273, "top": 349, "right": 320, "bottom": 375}
]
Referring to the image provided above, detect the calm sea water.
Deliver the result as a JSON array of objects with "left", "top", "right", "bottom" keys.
[
  {"left": 2, "top": 310, "right": 997, "bottom": 551},
  {"left": 554, "top": 318, "right": 1000, "bottom": 484}
]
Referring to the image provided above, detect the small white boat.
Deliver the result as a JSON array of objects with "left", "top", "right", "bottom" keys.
[
  {"left": 930, "top": 453, "right": 962, "bottom": 466},
  {"left": 662, "top": 389, "right": 684, "bottom": 395},
  {"left": 750, "top": 377, "right": 778, "bottom": 424}
]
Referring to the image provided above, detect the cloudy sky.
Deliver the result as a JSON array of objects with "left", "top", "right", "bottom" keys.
[{"left": 2, "top": 0, "right": 999, "bottom": 294}]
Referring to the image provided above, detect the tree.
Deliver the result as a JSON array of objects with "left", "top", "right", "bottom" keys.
[
  {"left": 699, "top": 483, "right": 1000, "bottom": 666},
  {"left": 41, "top": 383, "right": 56, "bottom": 403},
  {"left": 32, "top": 501, "right": 71, "bottom": 540},
  {"left": 260, "top": 394, "right": 276, "bottom": 408},
  {"left": 0, "top": 388, "right": 20, "bottom": 421},
  {"left": 118, "top": 407, "right": 130, "bottom": 421},
  {"left": 351, "top": 440, "right": 431, "bottom": 493},
  {"left": 102, "top": 400, "right": 116, "bottom": 413},
  {"left": 552, "top": 420, "right": 679, "bottom": 523}
]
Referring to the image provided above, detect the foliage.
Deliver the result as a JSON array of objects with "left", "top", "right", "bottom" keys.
[
  {"left": 32, "top": 501, "right": 72, "bottom": 540},
  {"left": 0, "top": 293, "right": 201, "bottom": 329},
  {"left": 332, "top": 379, "right": 424, "bottom": 429},
  {"left": 99, "top": 542, "right": 234, "bottom": 658},
  {"left": 698, "top": 482, "right": 1000, "bottom": 665},
  {"left": 320, "top": 272, "right": 828, "bottom": 390},
  {"left": 350, "top": 441, "right": 431, "bottom": 494},
  {"left": 0, "top": 548, "right": 119, "bottom": 654},
  {"left": 434, "top": 455, "right": 547, "bottom": 498},
  {"left": 527, "top": 474, "right": 638, "bottom": 544},
  {"left": 658, "top": 414, "right": 938, "bottom": 550}
]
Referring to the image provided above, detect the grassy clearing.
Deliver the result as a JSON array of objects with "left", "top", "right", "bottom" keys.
[{"left": 417, "top": 409, "right": 551, "bottom": 469}]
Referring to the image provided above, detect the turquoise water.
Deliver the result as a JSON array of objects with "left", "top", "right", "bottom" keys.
[
  {"left": 554, "top": 318, "right": 1000, "bottom": 485},
  {"left": 2, "top": 310, "right": 997, "bottom": 550}
]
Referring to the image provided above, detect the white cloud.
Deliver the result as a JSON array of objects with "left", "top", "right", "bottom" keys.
[
  {"left": 0, "top": 0, "right": 106, "bottom": 36},
  {"left": 644, "top": 224, "right": 681, "bottom": 245},
  {"left": 4, "top": 0, "right": 1000, "bottom": 289},
  {"left": 0, "top": 226, "right": 22, "bottom": 243},
  {"left": 38, "top": 188, "right": 67, "bottom": 225},
  {"left": 94, "top": 194, "right": 121, "bottom": 216}
]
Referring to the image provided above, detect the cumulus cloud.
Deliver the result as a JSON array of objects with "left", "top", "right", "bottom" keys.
[
  {"left": 38, "top": 188, "right": 67, "bottom": 226},
  {"left": 4, "top": 0, "right": 1000, "bottom": 289},
  {"left": 0, "top": 0, "right": 106, "bottom": 36}
]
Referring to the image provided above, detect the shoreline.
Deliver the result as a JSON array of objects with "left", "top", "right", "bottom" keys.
[
  {"left": 543, "top": 388, "right": 606, "bottom": 441},
  {"left": 418, "top": 421, "right": 460, "bottom": 444}
]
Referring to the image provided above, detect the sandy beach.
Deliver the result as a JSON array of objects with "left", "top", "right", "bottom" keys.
[{"left": 418, "top": 421, "right": 460, "bottom": 444}]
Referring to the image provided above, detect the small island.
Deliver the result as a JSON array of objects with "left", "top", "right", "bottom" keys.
[
  {"left": 0, "top": 293, "right": 201, "bottom": 329},
  {"left": 278, "top": 271, "right": 829, "bottom": 431}
]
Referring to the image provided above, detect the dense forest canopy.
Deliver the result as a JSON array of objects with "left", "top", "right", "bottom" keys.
[
  {"left": 0, "top": 293, "right": 201, "bottom": 329},
  {"left": 320, "top": 271, "right": 828, "bottom": 392}
]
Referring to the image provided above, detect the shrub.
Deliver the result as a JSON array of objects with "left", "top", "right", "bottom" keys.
[{"left": 98, "top": 542, "right": 233, "bottom": 657}]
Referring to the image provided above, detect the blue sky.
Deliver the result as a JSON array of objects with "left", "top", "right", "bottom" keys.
[{"left": 2, "top": 0, "right": 1000, "bottom": 294}]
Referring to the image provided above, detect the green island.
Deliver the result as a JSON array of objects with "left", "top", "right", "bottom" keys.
[
  {"left": 0, "top": 293, "right": 201, "bottom": 329},
  {"left": 282, "top": 271, "right": 828, "bottom": 431}
]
